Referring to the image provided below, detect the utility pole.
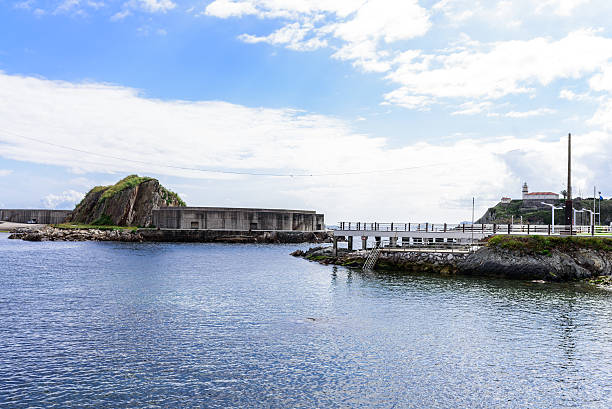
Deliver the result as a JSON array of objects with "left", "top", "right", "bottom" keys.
[
  {"left": 594, "top": 186, "right": 596, "bottom": 230},
  {"left": 564, "top": 133, "right": 573, "bottom": 233},
  {"left": 598, "top": 191, "right": 601, "bottom": 225}
]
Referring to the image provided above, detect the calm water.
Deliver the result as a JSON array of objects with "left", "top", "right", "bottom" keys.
[{"left": 0, "top": 233, "right": 611, "bottom": 408}]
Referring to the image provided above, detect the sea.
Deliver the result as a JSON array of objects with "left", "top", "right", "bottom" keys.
[{"left": 1, "top": 233, "right": 611, "bottom": 408}]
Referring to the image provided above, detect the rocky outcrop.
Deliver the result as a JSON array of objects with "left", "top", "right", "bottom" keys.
[
  {"left": 8, "top": 226, "right": 143, "bottom": 242},
  {"left": 457, "top": 246, "right": 611, "bottom": 281},
  {"left": 294, "top": 237, "right": 612, "bottom": 282},
  {"left": 66, "top": 175, "right": 185, "bottom": 227},
  {"left": 8, "top": 226, "right": 331, "bottom": 244}
]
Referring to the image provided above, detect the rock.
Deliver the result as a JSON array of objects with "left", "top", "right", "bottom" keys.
[{"left": 66, "top": 175, "right": 185, "bottom": 227}]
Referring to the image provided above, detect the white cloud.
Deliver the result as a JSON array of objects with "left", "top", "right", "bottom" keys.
[
  {"left": 0, "top": 169, "right": 13, "bottom": 177},
  {"left": 138, "top": 0, "right": 175, "bottom": 13},
  {"left": 536, "top": 0, "right": 591, "bottom": 16},
  {"left": 206, "top": 2, "right": 612, "bottom": 111},
  {"left": 41, "top": 190, "right": 84, "bottom": 209},
  {"left": 589, "top": 65, "right": 612, "bottom": 92},
  {"left": 205, "top": 0, "right": 258, "bottom": 18},
  {"left": 385, "top": 30, "right": 612, "bottom": 105},
  {"left": 14, "top": 0, "right": 34, "bottom": 10},
  {"left": 451, "top": 101, "right": 493, "bottom": 116},
  {"left": 239, "top": 22, "right": 327, "bottom": 51},
  {"left": 0, "top": 71, "right": 610, "bottom": 221},
  {"left": 503, "top": 108, "right": 556, "bottom": 118},
  {"left": 206, "top": 0, "right": 431, "bottom": 72},
  {"left": 110, "top": 9, "right": 131, "bottom": 21}
]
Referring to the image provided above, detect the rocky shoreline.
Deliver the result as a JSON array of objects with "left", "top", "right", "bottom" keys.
[
  {"left": 7, "top": 226, "right": 331, "bottom": 244},
  {"left": 292, "top": 238, "right": 612, "bottom": 282}
]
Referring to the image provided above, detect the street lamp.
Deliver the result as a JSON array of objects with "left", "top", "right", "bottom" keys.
[
  {"left": 582, "top": 209, "right": 600, "bottom": 236},
  {"left": 541, "top": 202, "right": 563, "bottom": 234},
  {"left": 574, "top": 208, "right": 586, "bottom": 234}
]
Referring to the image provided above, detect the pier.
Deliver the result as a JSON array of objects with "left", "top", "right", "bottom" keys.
[{"left": 331, "top": 222, "right": 612, "bottom": 256}]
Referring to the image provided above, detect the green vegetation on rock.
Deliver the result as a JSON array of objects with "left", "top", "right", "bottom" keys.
[
  {"left": 100, "top": 175, "right": 154, "bottom": 201},
  {"left": 487, "top": 235, "right": 612, "bottom": 255},
  {"left": 160, "top": 186, "right": 186, "bottom": 207},
  {"left": 91, "top": 214, "right": 113, "bottom": 226}
]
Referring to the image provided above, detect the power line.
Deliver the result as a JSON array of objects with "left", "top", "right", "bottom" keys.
[{"left": 0, "top": 129, "right": 460, "bottom": 177}]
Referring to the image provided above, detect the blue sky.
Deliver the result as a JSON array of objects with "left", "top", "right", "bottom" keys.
[{"left": 1, "top": 0, "right": 611, "bottom": 223}]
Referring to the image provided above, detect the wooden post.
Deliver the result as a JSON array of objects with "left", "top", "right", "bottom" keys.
[
  {"left": 426, "top": 222, "right": 429, "bottom": 232},
  {"left": 444, "top": 223, "right": 447, "bottom": 232},
  {"left": 391, "top": 222, "right": 394, "bottom": 231},
  {"left": 527, "top": 224, "right": 530, "bottom": 234},
  {"left": 508, "top": 224, "right": 511, "bottom": 234},
  {"left": 548, "top": 224, "right": 551, "bottom": 235},
  {"left": 493, "top": 224, "right": 496, "bottom": 234},
  {"left": 332, "top": 236, "right": 338, "bottom": 256},
  {"left": 463, "top": 224, "right": 465, "bottom": 233}
]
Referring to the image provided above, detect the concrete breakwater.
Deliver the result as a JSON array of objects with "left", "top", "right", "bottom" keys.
[
  {"left": 293, "top": 236, "right": 612, "bottom": 281},
  {"left": 8, "top": 226, "right": 330, "bottom": 244}
]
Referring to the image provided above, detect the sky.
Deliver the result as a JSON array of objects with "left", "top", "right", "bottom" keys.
[{"left": 1, "top": 0, "right": 611, "bottom": 224}]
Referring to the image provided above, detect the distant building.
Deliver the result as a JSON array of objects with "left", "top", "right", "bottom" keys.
[
  {"left": 521, "top": 182, "right": 559, "bottom": 201},
  {"left": 153, "top": 207, "right": 325, "bottom": 231},
  {"left": 500, "top": 197, "right": 512, "bottom": 204}
]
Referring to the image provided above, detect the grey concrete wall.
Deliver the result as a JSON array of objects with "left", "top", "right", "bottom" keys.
[
  {"left": 0, "top": 209, "right": 72, "bottom": 224},
  {"left": 152, "top": 207, "right": 325, "bottom": 231}
]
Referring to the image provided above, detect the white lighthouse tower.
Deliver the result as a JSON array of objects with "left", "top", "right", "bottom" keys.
[{"left": 522, "top": 182, "right": 528, "bottom": 199}]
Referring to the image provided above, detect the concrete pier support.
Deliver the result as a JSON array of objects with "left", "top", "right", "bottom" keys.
[
  {"left": 362, "top": 236, "right": 368, "bottom": 250},
  {"left": 390, "top": 237, "right": 398, "bottom": 247},
  {"left": 332, "top": 236, "right": 338, "bottom": 256},
  {"left": 347, "top": 236, "right": 353, "bottom": 251}
]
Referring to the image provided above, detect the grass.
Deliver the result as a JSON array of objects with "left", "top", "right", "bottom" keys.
[
  {"left": 53, "top": 223, "right": 139, "bottom": 231},
  {"left": 99, "top": 175, "right": 154, "bottom": 201},
  {"left": 75, "top": 175, "right": 186, "bottom": 209},
  {"left": 487, "top": 235, "right": 612, "bottom": 255}
]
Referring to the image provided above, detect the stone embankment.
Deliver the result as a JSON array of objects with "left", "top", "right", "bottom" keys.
[
  {"left": 8, "top": 226, "right": 144, "bottom": 242},
  {"left": 293, "top": 236, "right": 612, "bottom": 281},
  {"left": 8, "top": 226, "right": 330, "bottom": 244},
  {"left": 292, "top": 247, "right": 469, "bottom": 275}
]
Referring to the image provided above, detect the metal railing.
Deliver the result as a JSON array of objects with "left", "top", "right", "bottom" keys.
[{"left": 337, "top": 222, "right": 611, "bottom": 236}]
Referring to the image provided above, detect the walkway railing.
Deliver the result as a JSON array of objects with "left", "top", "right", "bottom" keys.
[{"left": 336, "top": 222, "right": 611, "bottom": 236}]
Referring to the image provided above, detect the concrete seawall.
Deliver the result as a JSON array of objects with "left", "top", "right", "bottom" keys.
[{"left": 0, "top": 209, "right": 72, "bottom": 224}]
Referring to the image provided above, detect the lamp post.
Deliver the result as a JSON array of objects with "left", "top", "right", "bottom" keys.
[
  {"left": 583, "top": 209, "right": 600, "bottom": 236},
  {"left": 541, "top": 202, "right": 563, "bottom": 234},
  {"left": 574, "top": 208, "right": 585, "bottom": 234}
]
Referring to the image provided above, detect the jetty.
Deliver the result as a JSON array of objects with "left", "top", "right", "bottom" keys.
[{"left": 331, "top": 221, "right": 612, "bottom": 256}]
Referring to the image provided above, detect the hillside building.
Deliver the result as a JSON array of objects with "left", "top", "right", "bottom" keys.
[{"left": 521, "top": 182, "right": 559, "bottom": 201}]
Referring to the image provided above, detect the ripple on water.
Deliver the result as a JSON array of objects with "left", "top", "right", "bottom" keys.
[{"left": 0, "top": 233, "right": 611, "bottom": 408}]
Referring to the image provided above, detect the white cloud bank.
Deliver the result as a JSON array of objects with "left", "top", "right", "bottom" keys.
[
  {"left": 0, "top": 71, "right": 610, "bottom": 221},
  {"left": 205, "top": 1, "right": 612, "bottom": 112},
  {"left": 41, "top": 189, "right": 84, "bottom": 209}
]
